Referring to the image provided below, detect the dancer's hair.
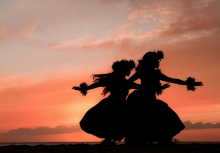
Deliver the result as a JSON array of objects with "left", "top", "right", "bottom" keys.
[
  {"left": 136, "top": 50, "right": 163, "bottom": 70},
  {"left": 93, "top": 59, "right": 135, "bottom": 95}
]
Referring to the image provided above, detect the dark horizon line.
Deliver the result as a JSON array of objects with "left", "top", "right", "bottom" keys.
[{"left": 1, "top": 141, "right": 220, "bottom": 143}]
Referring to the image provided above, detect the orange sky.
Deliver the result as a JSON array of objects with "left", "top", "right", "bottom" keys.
[{"left": 0, "top": 0, "right": 220, "bottom": 142}]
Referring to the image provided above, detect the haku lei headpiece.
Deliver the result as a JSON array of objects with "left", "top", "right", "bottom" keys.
[{"left": 156, "top": 50, "right": 164, "bottom": 60}]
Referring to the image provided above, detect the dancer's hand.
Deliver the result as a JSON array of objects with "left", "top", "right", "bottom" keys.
[
  {"left": 160, "top": 83, "right": 170, "bottom": 92},
  {"left": 72, "top": 86, "right": 81, "bottom": 90},
  {"left": 194, "top": 82, "right": 203, "bottom": 86},
  {"left": 163, "top": 83, "right": 170, "bottom": 89}
]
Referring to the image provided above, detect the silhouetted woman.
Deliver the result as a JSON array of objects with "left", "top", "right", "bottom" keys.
[
  {"left": 124, "top": 51, "right": 203, "bottom": 144},
  {"left": 73, "top": 59, "right": 140, "bottom": 144}
]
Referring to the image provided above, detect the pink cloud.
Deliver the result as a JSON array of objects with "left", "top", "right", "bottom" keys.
[
  {"left": 0, "top": 1, "right": 112, "bottom": 30},
  {"left": 0, "top": 25, "right": 36, "bottom": 40},
  {"left": 157, "top": 17, "right": 219, "bottom": 37},
  {"left": 1, "top": 0, "right": 220, "bottom": 52},
  {"left": 116, "top": 8, "right": 150, "bottom": 32},
  {"left": 154, "top": 0, "right": 220, "bottom": 37},
  {"left": 114, "top": 0, "right": 220, "bottom": 38},
  {"left": 47, "top": 33, "right": 138, "bottom": 51},
  {"left": 128, "top": 9, "right": 147, "bottom": 20}
]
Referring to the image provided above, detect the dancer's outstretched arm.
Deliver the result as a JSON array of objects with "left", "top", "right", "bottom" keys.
[
  {"left": 160, "top": 73, "right": 203, "bottom": 86},
  {"left": 72, "top": 82, "right": 104, "bottom": 96},
  {"left": 128, "top": 72, "right": 139, "bottom": 82},
  {"left": 72, "top": 82, "right": 103, "bottom": 91}
]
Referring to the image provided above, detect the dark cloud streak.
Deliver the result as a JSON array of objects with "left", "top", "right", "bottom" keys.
[
  {"left": 2, "top": 121, "right": 220, "bottom": 137},
  {"left": 1, "top": 125, "right": 82, "bottom": 136},
  {"left": 184, "top": 121, "right": 220, "bottom": 130}
]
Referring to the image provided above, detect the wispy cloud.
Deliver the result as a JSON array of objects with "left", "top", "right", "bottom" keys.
[
  {"left": 154, "top": 0, "right": 220, "bottom": 37},
  {"left": 0, "top": 25, "right": 36, "bottom": 40},
  {"left": 1, "top": 0, "right": 220, "bottom": 52}
]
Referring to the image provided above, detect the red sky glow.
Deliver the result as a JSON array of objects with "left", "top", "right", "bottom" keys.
[{"left": 0, "top": 0, "right": 220, "bottom": 142}]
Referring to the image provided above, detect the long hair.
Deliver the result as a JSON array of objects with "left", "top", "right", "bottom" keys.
[{"left": 93, "top": 59, "right": 135, "bottom": 96}]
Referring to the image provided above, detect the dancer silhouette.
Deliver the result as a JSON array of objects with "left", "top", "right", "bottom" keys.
[
  {"left": 124, "top": 51, "right": 203, "bottom": 145},
  {"left": 73, "top": 59, "right": 141, "bottom": 144}
]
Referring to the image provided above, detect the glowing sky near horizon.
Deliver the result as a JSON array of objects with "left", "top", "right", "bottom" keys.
[{"left": 0, "top": 0, "right": 220, "bottom": 142}]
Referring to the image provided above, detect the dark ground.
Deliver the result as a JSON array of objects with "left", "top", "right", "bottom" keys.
[{"left": 0, "top": 144, "right": 220, "bottom": 153}]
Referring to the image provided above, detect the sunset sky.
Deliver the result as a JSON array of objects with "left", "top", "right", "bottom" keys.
[{"left": 0, "top": 0, "right": 220, "bottom": 142}]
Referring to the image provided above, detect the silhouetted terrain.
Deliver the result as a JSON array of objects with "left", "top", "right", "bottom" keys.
[{"left": 1, "top": 144, "right": 220, "bottom": 153}]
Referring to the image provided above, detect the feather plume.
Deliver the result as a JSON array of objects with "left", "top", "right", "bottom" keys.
[
  {"left": 186, "top": 77, "right": 196, "bottom": 91},
  {"left": 79, "top": 82, "right": 88, "bottom": 96}
]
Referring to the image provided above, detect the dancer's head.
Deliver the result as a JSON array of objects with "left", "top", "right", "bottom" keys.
[
  {"left": 112, "top": 59, "right": 135, "bottom": 76},
  {"left": 139, "top": 50, "right": 163, "bottom": 69},
  {"left": 93, "top": 59, "right": 135, "bottom": 96}
]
